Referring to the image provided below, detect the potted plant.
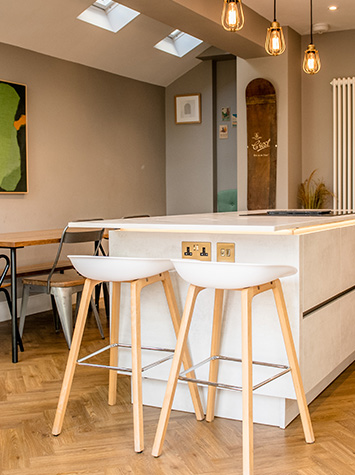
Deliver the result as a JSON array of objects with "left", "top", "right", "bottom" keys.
[{"left": 298, "top": 170, "right": 333, "bottom": 209}]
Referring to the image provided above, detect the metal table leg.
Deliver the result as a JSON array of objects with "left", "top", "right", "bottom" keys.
[{"left": 10, "top": 248, "right": 19, "bottom": 363}]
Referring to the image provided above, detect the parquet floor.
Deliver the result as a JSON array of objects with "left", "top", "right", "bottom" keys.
[{"left": 0, "top": 307, "right": 354, "bottom": 475}]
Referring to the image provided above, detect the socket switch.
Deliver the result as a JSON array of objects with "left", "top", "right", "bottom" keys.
[{"left": 217, "top": 242, "right": 235, "bottom": 262}]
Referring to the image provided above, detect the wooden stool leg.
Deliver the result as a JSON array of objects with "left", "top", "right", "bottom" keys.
[
  {"left": 161, "top": 271, "right": 205, "bottom": 421},
  {"left": 206, "top": 288, "right": 224, "bottom": 422},
  {"left": 52, "top": 278, "right": 100, "bottom": 435},
  {"left": 272, "top": 279, "right": 315, "bottom": 444},
  {"left": 108, "top": 282, "right": 121, "bottom": 406},
  {"left": 131, "top": 279, "right": 144, "bottom": 453},
  {"left": 152, "top": 284, "right": 204, "bottom": 457},
  {"left": 241, "top": 288, "right": 254, "bottom": 475}
]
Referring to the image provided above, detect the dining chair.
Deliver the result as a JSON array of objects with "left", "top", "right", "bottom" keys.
[
  {"left": 73, "top": 218, "right": 109, "bottom": 319},
  {"left": 18, "top": 225, "right": 105, "bottom": 348}
]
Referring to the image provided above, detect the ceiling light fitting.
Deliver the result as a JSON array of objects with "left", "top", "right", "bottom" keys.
[
  {"left": 221, "top": 0, "right": 244, "bottom": 32},
  {"left": 303, "top": 0, "right": 321, "bottom": 75},
  {"left": 313, "top": 22, "right": 329, "bottom": 34},
  {"left": 265, "top": 0, "right": 286, "bottom": 56}
]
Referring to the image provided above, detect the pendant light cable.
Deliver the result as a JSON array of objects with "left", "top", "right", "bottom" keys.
[{"left": 310, "top": 0, "right": 313, "bottom": 44}]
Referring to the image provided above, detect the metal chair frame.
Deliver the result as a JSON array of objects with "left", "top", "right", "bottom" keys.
[{"left": 19, "top": 226, "right": 105, "bottom": 348}]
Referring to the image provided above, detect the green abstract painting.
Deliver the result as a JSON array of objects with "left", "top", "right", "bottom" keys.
[{"left": 0, "top": 80, "right": 27, "bottom": 193}]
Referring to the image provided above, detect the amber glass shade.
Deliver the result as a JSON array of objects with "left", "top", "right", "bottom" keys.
[
  {"left": 303, "top": 44, "right": 321, "bottom": 74},
  {"left": 221, "top": 0, "right": 244, "bottom": 32},
  {"left": 265, "top": 21, "right": 286, "bottom": 55}
]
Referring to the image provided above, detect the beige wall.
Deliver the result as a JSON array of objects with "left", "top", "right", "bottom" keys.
[
  {"left": 287, "top": 28, "right": 302, "bottom": 208},
  {"left": 237, "top": 27, "right": 302, "bottom": 210},
  {"left": 301, "top": 29, "right": 355, "bottom": 190},
  {"left": 0, "top": 42, "right": 166, "bottom": 319},
  {"left": 237, "top": 29, "right": 301, "bottom": 210},
  {"left": 0, "top": 43, "right": 166, "bottom": 233}
]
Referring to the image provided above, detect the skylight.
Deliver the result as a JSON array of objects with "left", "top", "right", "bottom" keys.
[
  {"left": 154, "top": 30, "right": 203, "bottom": 58},
  {"left": 77, "top": 1, "right": 140, "bottom": 33},
  {"left": 94, "top": 0, "right": 115, "bottom": 10}
]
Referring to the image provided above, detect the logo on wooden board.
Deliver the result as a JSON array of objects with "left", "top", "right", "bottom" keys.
[{"left": 251, "top": 133, "right": 271, "bottom": 155}]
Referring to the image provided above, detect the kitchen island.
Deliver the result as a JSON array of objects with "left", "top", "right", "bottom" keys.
[{"left": 70, "top": 212, "right": 355, "bottom": 428}]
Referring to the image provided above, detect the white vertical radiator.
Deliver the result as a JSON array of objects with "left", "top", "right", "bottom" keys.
[{"left": 331, "top": 77, "right": 355, "bottom": 211}]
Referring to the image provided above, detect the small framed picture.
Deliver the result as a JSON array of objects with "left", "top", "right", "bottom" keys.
[
  {"left": 175, "top": 94, "right": 201, "bottom": 124},
  {"left": 221, "top": 107, "right": 230, "bottom": 121},
  {"left": 219, "top": 125, "right": 228, "bottom": 139}
]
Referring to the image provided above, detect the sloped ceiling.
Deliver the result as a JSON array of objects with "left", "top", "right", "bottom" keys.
[{"left": 0, "top": 0, "right": 353, "bottom": 87}]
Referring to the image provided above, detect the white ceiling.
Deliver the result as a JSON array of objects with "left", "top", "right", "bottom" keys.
[
  {"left": 244, "top": 0, "right": 355, "bottom": 36},
  {"left": 0, "top": 0, "right": 353, "bottom": 87},
  {"left": 0, "top": 0, "right": 211, "bottom": 87}
]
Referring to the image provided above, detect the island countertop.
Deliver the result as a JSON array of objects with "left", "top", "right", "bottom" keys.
[
  {"left": 69, "top": 210, "right": 355, "bottom": 234},
  {"left": 67, "top": 210, "right": 355, "bottom": 429}
]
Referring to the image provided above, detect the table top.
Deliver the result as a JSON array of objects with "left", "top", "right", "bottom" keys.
[
  {"left": 68, "top": 211, "right": 355, "bottom": 235},
  {"left": 0, "top": 229, "right": 64, "bottom": 248}
]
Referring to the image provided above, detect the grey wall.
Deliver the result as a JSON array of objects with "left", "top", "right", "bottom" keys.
[
  {"left": 216, "top": 59, "right": 237, "bottom": 193},
  {"left": 166, "top": 61, "right": 213, "bottom": 215},
  {"left": 301, "top": 29, "right": 355, "bottom": 190},
  {"left": 165, "top": 59, "right": 238, "bottom": 216}
]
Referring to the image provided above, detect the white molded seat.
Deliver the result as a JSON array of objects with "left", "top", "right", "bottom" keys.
[
  {"left": 68, "top": 255, "right": 173, "bottom": 282},
  {"left": 152, "top": 259, "right": 314, "bottom": 474},
  {"left": 53, "top": 255, "right": 204, "bottom": 454},
  {"left": 171, "top": 259, "right": 297, "bottom": 289}
]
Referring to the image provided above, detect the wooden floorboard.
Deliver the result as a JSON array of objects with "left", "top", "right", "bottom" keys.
[{"left": 0, "top": 307, "right": 354, "bottom": 474}]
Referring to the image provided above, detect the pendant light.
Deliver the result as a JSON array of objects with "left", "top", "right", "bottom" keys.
[
  {"left": 303, "top": 0, "right": 321, "bottom": 74},
  {"left": 221, "top": 0, "right": 244, "bottom": 32},
  {"left": 265, "top": 0, "right": 286, "bottom": 55}
]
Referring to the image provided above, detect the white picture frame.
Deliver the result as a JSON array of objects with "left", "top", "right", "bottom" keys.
[{"left": 175, "top": 93, "right": 201, "bottom": 124}]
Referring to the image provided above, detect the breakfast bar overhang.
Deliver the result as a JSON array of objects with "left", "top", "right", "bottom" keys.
[{"left": 70, "top": 212, "right": 355, "bottom": 428}]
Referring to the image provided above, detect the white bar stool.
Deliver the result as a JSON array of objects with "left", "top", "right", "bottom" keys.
[
  {"left": 52, "top": 255, "right": 204, "bottom": 453},
  {"left": 152, "top": 260, "right": 315, "bottom": 474}
]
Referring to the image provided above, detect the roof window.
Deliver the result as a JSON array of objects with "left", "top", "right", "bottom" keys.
[
  {"left": 154, "top": 29, "right": 203, "bottom": 57},
  {"left": 77, "top": 1, "right": 140, "bottom": 33}
]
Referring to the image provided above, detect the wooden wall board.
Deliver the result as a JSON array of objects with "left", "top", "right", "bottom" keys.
[{"left": 246, "top": 78, "right": 277, "bottom": 210}]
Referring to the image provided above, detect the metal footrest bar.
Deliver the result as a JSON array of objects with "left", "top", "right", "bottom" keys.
[
  {"left": 178, "top": 355, "right": 291, "bottom": 392},
  {"left": 77, "top": 343, "right": 175, "bottom": 374}
]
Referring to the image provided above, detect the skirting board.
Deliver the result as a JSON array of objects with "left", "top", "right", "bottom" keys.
[{"left": 284, "top": 351, "right": 355, "bottom": 427}]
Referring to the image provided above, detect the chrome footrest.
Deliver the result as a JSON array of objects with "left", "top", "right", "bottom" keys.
[
  {"left": 178, "top": 355, "right": 291, "bottom": 392},
  {"left": 77, "top": 343, "right": 174, "bottom": 374}
]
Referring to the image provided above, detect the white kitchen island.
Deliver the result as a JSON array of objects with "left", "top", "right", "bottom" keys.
[{"left": 70, "top": 212, "right": 355, "bottom": 428}]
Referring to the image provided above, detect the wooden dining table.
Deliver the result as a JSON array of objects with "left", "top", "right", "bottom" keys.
[{"left": 0, "top": 229, "right": 64, "bottom": 363}]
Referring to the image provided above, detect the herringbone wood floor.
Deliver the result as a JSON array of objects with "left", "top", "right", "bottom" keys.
[{"left": 0, "top": 306, "right": 354, "bottom": 475}]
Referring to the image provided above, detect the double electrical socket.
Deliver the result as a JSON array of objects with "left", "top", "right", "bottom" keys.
[
  {"left": 181, "top": 242, "right": 235, "bottom": 262},
  {"left": 182, "top": 242, "right": 211, "bottom": 261}
]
